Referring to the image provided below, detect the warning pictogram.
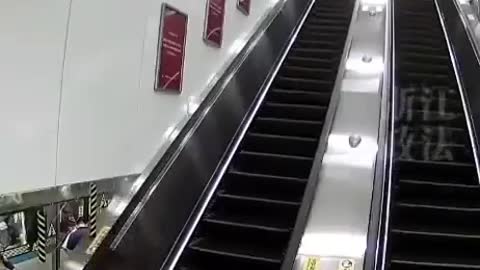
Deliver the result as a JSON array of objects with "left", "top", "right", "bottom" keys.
[
  {"left": 100, "top": 194, "right": 110, "bottom": 208},
  {"left": 48, "top": 223, "right": 56, "bottom": 237}
]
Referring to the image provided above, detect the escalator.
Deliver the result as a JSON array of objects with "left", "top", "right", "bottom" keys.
[
  {"left": 386, "top": 0, "right": 480, "bottom": 269},
  {"left": 173, "top": 1, "right": 355, "bottom": 269}
]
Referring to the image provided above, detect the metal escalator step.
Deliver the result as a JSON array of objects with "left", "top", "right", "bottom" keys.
[
  {"left": 397, "top": 125, "right": 469, "bottom": 145},
  {"left": 400, "top": 52, "right": 450, "bottom": 65},
  {"left": 174, "top": 0, "right": 355, "bottom": 268},
  {"left": 310, "top": 6, "right": 351, "bottom": 14},
  {"left": 228, "top": 170, "right": 308, "bottom": 184},
  {"left": 397, "top": 180, "right": 480, "bottom": 208},
  {"left": 286, "top": 56, "right": 336, "bottom": 69},
  {"left": 390, "top": 231, "right": 480, "bottom": 267},
  {"left": 188, "top": 238, "right": 283, "bottom": 264},
  {"left": 305, "top": 18, "right": 350, "bottom": 26},
  {"left": 251, "top": 117, "right": 323, "bottom": 138},
  {"left": 398, "top": 96, "right": 463, "bottom": 113},
  {"left": 398, "top": 44, "right": 446, "bottom": 55},
  {"left": 203, "top": 217, "right": 291, "bottom": 234},
  {"left": 398, "top": 159, "right": 476, "bottom": 182},
  {"left": 275, "top": 76, "right": 333, "bottom": 92},
  {"left": 243, "top": 132, "right": 318, "bottom": 157},
  {"left": 279, "top": 65, "right": 335, "bottom": 80},
  {"left": 302, "top": 24, "right": 349, "bottom": 32},
  {"left": 299, "top": 31, "right": 346, "bottom": 41},
  {"left": 222, "top": 171, "right": 306, "bottom": 203},
  {"left": 403, "top": 72, "right": 451, "bottom": 85},
  {"left": 294, "top": 39, "right": 343, "bottom": 50},
  {"left": 391, "top": 229, "right": 480, "bottom": 240},
  {"left": 289, "top": 48, "right": 338, "bottom": 59},
  {"left": 217, "top": 192, "right": 302, "bottom": 207},
  {"left": 268, "top": 89, "right": 331, "bottom": 106},
  {"left": 207, "top": 190, "right": 300, "bottom": 228},
  {"left": 259, "top": 102, "right": 327, "bottom": 121},
  {"left": 396, "top": 142, "right": 473, "bottom": 163},
  {"left": 398, "top": 10, "right": 438, "bottom": 18},
  {"left": 310, "top": 12, "right": 351, "bottom": 20},
  {"left": 399, "top": 179, "right": 478, "bottom": 188},
  {"left": 398, "top": 28, "right": 444, "bottom": 39},
  {"left": 399, "top": 22, "right": 444, "bottom": 33},
  {"left": 393, "top": 203, "right": 480, "bottom": 237},
  {"left": 398, "top": 36, "right": 445, "bottom": 47},
  {"left": 233, "top": 150, "right": 313, "bottom": 178},
  {"left": 390, "top": 258, "right": 480, "bottom": 270},
  {"left": 400, "top": 110, "right": 466, "bottom": 127}
]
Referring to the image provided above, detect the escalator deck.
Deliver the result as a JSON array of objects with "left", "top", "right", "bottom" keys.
[
  {"left": 388, "top": 0, "right": 480, "bottom": 269},
  {"left": 175, "top": 1, "right": 354, "bottom": 270}
]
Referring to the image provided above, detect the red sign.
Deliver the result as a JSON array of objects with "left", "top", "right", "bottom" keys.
[
  {"left": 237, "top": 0, "right": 251, "bottom": 15},
  {"left": 155, "top": 4, "right": 188, "bottom": 92},
  {"left": 204, "top": 0, "right": 226, "bottom": 47}
]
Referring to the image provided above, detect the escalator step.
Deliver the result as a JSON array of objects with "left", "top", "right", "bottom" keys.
[
  {"left": 251, "top": 117, "right": 323, "bottom": 138},
  {"left": 279, "top": 65, "right": 335, "bottom": 80},
  {"left": 259, "top": 102, "right": 327, "bottom": 121},
  {"left": 285, "top": 56, "right": 335, "bottom": 69},
  {"left": 174, "top": 0, "right": 355, "bottom": 269},
  {"left": 242, "top": 132, "right": 318, "bottom": 157},
  {"left": 275, "top": 76, "right": 333, "bottom": 92},
  {"left": 268, "top": 89, "right": 331, "bottom": 106}
]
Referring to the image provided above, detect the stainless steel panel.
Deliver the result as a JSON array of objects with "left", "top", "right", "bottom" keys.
[
  {"left": 0, "top": 175, "right": 137, "bottom": 215},
  {"left": 295, "top": 0, "right": 391, "bottom": 269}
]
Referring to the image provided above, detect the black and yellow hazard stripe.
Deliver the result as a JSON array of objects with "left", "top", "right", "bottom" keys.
[
  {"left": 89, "top": 183, "right": 98, "bottom": 238},
  {"left": 36, "top": 209, "right": 47, "bottom": 263}
]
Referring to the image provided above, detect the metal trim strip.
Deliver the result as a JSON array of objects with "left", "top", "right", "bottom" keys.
[
  {"left": 0, "top": 174, "right": 138, "bottom": 215},
  {"left": 451, "top": 0, "right": 480, "bottom": 62},
  {"left": 434, "top": 0, "right": 480, "bottom": 184},
  {"left": 365, "top": 0, "right": 394, "bottom": 269}
]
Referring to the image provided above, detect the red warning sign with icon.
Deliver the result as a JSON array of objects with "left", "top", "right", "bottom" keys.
[
  {"left": 155, "top": 4, "right": 188, "bottom": 92},
  {"left": 204, "top": 0, "right": 226, "bottom": 47}
]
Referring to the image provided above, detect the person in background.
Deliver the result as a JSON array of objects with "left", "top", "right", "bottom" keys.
[
  {"left": 62, "top": 217, "right": 89, "bottom": 251},
  {"left": 0, "top": 219, "right": 15, "bottom": 270},
  {"left": 0, "top": 253, "right": 15, "bottom": 270}
]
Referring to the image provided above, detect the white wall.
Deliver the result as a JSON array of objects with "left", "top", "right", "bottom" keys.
[
  {"left": 0, "top": 0, "right": 280, "bottom": 193},
  {"left": 0, "top": 0, "right": 70, "bottom": 194},
  {"left": 56, "top": 0, "right": 281, "bottom": 185}
]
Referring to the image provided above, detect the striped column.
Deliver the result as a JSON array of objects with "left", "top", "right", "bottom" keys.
[
  {"left": 36, "top": 209, "right": 47, "bottom": 263},
  {"left": 89, "top": 183, "right": 98, "bottom": 238}
]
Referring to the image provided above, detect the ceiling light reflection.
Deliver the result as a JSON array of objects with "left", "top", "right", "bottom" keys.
[
  {"left": 164, "top": 126, "right": 180, "bottom": 142},
  {"left": 229, "top": 39, "right": 246, "bottom": 55},
  {"left": 187, "top": 96, "right": 200, "bottom": 116},
  {"left": 361, "top": 0, "right": 386, "bottom": 5},
  {"left": 299, "top": 232, "right": 366, "bottom": 258}
]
